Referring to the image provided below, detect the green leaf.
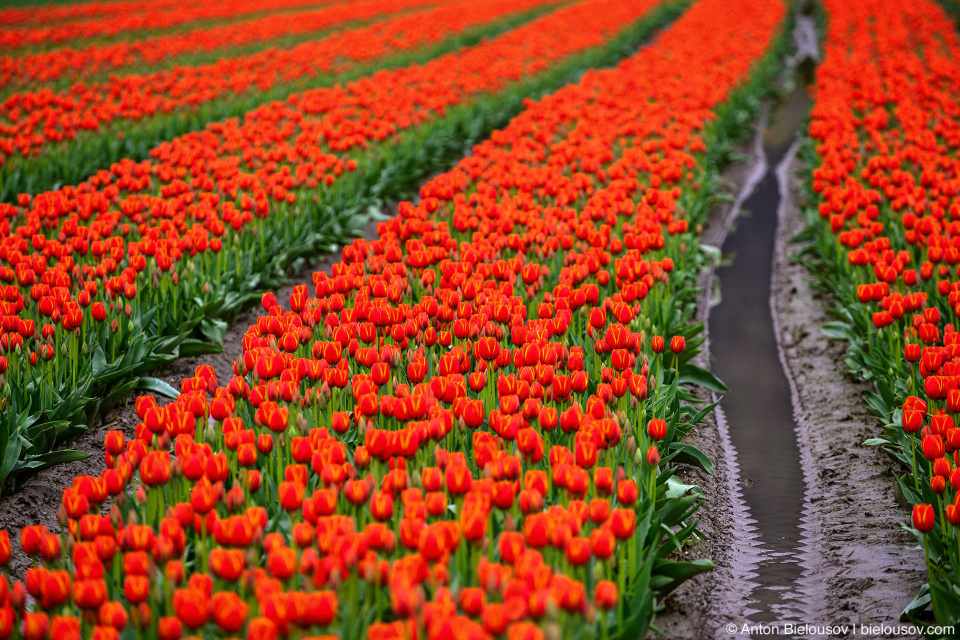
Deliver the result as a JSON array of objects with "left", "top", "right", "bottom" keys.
[
  {"left": 200, "top": 318, "right": 228, "bottom": 345},
  {"left": 668, "top": 442, "right": 714, "bottom": 475},
  {"left": 0, "top": 433, "right": 25, "bottom": 489},
  {"left": 821, "top": 321, "right": 856, "bottom": 342},
  {"left": 678, "top": 363, "right": 729, "bottom": 393},
  {"left": 700, "top": 244, "right": 722, "bottom": 266},
  {"left": 664, "top": 474, "right": 700, "bottom": 498},
  {"left": 659, "top": 493, "right": 701, "bottom": 528},
  {"left": 18, "top": 449, "right": 89, "bottom": 470},
  {"left": 901, "top": 583, "right": 931, "bottom": 621},
  {"left": 686, "top": 398, "right": 721, "bottom": 428},
  {"left": 100, "top": 379, "right": 140, "bottom": 411},
  {"left": 177, "top": 339, "right": 224, "bottom": 357},
  {"left": 92, "top": 346, "right": 107, "bottom": 376},
  {"left": 652, "top": 558, "right": 714, "bottom": 595},
  {"left": 862, "top": 438, "right": 888, "bottom": 447},
  {"left": 138, "top": 377, "right": 181, "bottom": 400}
]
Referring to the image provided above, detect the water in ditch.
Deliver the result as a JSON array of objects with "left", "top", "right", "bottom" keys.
[{"left": 709, "top": 46, "right": 816, "bottom": 623}]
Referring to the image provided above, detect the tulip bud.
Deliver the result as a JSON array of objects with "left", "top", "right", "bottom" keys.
[
  {"left": 646, "top": 445, "right": 660, "bottom": 466},
  {"left": 296, "top": 413, "right": 308, "bottom": 435},
  {"left": 11, "top": 581, "right": 25, "bottom": 610},
  {"left": 592, "top": 562, "right": 604, "bottom": 582},
  {"left": 931, "top": 476, "right": 947, "bottom": 494},
  {"left": 544, "top": 620, "right": 561, "bottom": 640},
  {"left": 584, "top": 604, "right": 597, "bottom": 624},
  {"left": 904, "top": 343, "right": 922, "bottom": 362},
  {"left": 922, "top": 435, "right": 945, "bottom": 460}
]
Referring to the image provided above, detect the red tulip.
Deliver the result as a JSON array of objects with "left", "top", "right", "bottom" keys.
[
  {"left": 278, "top": 481, "right": 305, "bottom": 511},
  {"left": 913, "top": 504, "right": 935, "bottom": 533},
  {"left": 646, "top": 445, "right": 660, "bottom": 466},
  {"left": 22, "top": 613, "right": 48, "bottom": 640},
  {"left": 922, "top": 435, "right": 945, "bottom": 461},
  {"left": 0, "top": 531, "right": 9, "bottom": 566},
  {"left": 594, "top": 580, "right": 618, "bottom": 609},
  {"left": 211, "top": 591, "right": 248, "bottom": 633},
  {"left": 647, "top": 418, "right": 667, "bottom": 440},
  {"left": 123, "top": 576, "right": 150, "bottom": 605}
]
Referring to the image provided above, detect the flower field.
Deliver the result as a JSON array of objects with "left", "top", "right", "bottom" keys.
[
  {"left": 0, "top": 0, "right": 684, "bottom": 491},
  {"left": 802, "top": 0, "right": 960, "bottom": 626},
  {"left": 9, "top": 0, "right": 960, "bottom": 636}
]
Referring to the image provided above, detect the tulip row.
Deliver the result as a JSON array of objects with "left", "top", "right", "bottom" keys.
[
  {"left": 0, "top": 0, "right": 681, "bottom": 493},
  {"left": 0, "top": 0, "right": 184, "bottom": 29},
  {"left": 0, "top": 0, "right": 339, "bottom": 49},
  {"left": 801, "top": 0, "right": 960, "bottom": 625},
  {"left": 0, "top": 0, "right": 441, "bottom": 91},
  {"left": 0, "top": 0, "right": 788, "bottom": 637},
  {"left": 0, "top": 0, "right": 564, "bottom": 199}
]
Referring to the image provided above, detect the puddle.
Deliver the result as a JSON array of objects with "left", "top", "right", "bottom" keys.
[{"left": 708, "top": 19, "right": 817, "bottom": 627}]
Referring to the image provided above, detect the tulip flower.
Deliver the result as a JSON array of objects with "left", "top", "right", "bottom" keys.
[{"left": 913, "top": 504, "right": 935, "bottom": 533}]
